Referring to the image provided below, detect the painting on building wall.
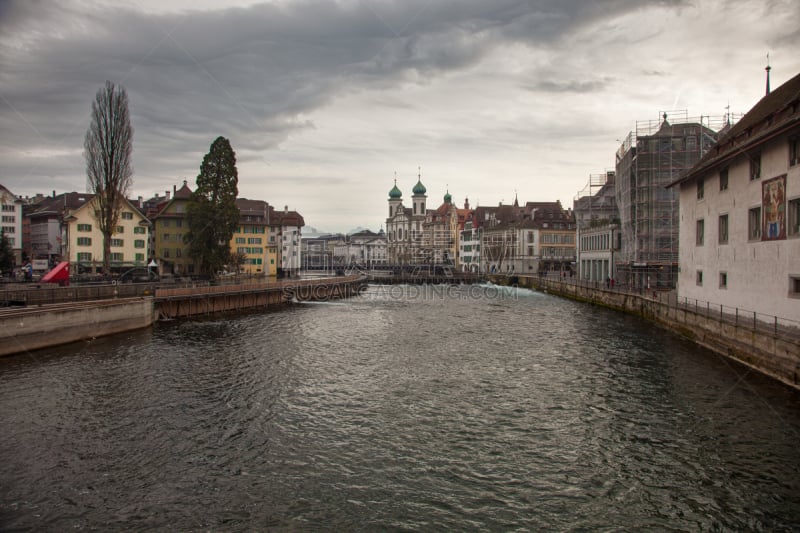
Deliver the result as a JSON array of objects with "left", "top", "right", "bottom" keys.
[{"left": 762, "top": 175, "right": 786, "bottom": 241}]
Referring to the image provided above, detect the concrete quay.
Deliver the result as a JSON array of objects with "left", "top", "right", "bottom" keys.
[
  {"left": 0, "top": 297, "right": 153, "bottom": 357},
  {"left": 0, "top": 276, "right": 367, "bottom": 357}
]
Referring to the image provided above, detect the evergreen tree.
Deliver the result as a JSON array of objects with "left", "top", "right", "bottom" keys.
[
  {"left": 0, "top": 230, "right": 13, "bottom": 276},
  {"left": 185, "top": 136, "right": 240, "bottom": 276}
]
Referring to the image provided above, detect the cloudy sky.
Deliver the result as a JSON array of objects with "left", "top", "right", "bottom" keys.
[{"left": 1, "top": 0, "right": 798, "bottom": 232}]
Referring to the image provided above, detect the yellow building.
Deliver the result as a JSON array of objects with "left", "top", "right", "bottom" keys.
[
  {"left": 62, "top": 194, "right": 150, "bottom": 274},
  {"left": 151, "top": 181, "right": 194, "bottom": 276},
  {"left": 231, "top": 199, "right": 272, "bottom": 276}
]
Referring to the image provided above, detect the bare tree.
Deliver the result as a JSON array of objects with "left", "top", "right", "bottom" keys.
[{"left": 84, "top": 81, "right": 134, "bottom": 274}]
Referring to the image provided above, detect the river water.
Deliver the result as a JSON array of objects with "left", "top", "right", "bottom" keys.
[{"left": 1, "top": 284, "right": 799, "bottom": 531}]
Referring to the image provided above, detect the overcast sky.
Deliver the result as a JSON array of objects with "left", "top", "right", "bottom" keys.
[{"left": 1, "top": 0, "right": 798, "bottom": 232}]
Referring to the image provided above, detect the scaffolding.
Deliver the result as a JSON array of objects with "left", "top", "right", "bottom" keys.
[
  {"left": 573, "top": 170, "right": 618, "bottom": 229},
  {"left": 614, "top": 110, "right": 740, "bottom": 289}
]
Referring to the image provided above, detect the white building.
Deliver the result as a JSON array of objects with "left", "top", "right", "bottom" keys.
[
  {"left": 669, "top": 71, "right": 800, "bottom": 319},
  {"left": 273, "top": 206, "right": 304, "bottom": 277},
  {"left": 0, "top": 184, "right": 24, "bottom": 265},
  {"left": 577, "top": 223, "right": 620, "bottom": 284},
  {"left": 459, "top": 220, "right": 481, "bottom": 272}
]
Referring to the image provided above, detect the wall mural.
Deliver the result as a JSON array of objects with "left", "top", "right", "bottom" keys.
[{"left": 762, "top": 174, "right": 786, "bottom": 241}]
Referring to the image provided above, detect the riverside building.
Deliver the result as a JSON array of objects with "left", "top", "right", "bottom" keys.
[{"left": 669, "top": 70, "right": 800, "bottom": 319}]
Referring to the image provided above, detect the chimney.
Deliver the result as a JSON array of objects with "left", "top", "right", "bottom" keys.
[
  {"left": 284, "top": 205, "right": 288, "bottom": 214},
  {"left": 464, "top": 197, "right": 470, "bottom": 210},
  {"left": 165, "top": 191, "right": 170, "bottom": 200},
  {"left": 138, "top": 196, "right": 143, "bottom": 207},
  {"left": 52, "top": 190, "right": 56, "bottom": 199},
  {"left": 173, "top": 184, "right": 177, "bottom": 194}
]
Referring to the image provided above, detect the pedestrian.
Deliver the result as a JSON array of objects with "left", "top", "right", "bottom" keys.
[
  {"left": 610, "top": 278, "right": 615, "bottom": 289},
  {"left": 605, "top": 276, "right": 610, "bottom": 289}
]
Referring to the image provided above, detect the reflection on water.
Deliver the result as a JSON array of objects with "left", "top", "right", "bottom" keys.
[{"left": 1, "top": 285, "right": 799, "bottom": 530}]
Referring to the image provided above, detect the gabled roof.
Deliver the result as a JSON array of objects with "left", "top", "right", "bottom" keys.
[
  {"left": 28, "top": 192, "right": 95, "bottom": 218},
  {"left": 64, "top": 194, "right": 149, "bottom": 224},
  {"left": 152, "top": 181, "right": 194, "bottom": 219},
  {"left": 271, "top": 207, "right": 305, "bottom": 227},
  {"left": 174, "top": 181, "right": 193, "bottom": 200},
  {"left": 236, "top": 198, "right": 269, "bottom": 225},
  {"left": 670, "top": 71, "right": 800, "bottom": 187}
]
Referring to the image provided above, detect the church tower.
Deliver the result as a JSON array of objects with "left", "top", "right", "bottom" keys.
[
  {"left": 388, "top": 178, "right": 402, "bottom": 217},
  {"left": 412, "top": 168, "right": 427, "bottom": 216}
]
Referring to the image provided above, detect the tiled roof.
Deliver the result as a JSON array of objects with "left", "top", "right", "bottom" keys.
[
  {"left": 671, "top": 71, "right": 800, "bottom": 186},
  {"left": 28, "top": 192, "right": 95, "bottom": 217}
]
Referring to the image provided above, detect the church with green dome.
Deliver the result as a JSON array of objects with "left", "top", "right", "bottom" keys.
[{"left": 385, "top": 170, "right": 467, "bottom": 265}]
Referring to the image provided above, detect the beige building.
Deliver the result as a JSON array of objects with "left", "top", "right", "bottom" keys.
[
  {"left": 151, "top": 181, "right": 194, "bottom": 276},
  {"left": 670, "top": 71, "right": 800, "bottom": 319},
  {"left": 62, "top": 194, "right": 150, "bottom": 274}
]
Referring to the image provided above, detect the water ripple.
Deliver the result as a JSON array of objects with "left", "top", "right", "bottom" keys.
[{"left": 1, "top": 286, "right": 799, "bottom": 530}]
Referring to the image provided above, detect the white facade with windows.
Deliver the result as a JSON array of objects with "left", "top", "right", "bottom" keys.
[
  {"left": 0, "top": 184, "right": 23, "bottom": 265},
  {"left": 671, "top": 72, "right": 800, "bottom": 319}
]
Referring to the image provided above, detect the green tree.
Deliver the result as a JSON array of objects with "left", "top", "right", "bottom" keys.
[
  {"left": 84, "top": 80, "right": 134, "bottom": 274},
  {"left": 185, "top": 136, "right": 240, "bottom": 276},
  {"left": 0, "top": 230, "right": 13, "bottom": 275}
]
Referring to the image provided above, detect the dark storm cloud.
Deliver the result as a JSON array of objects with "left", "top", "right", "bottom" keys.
[{"left": 0, "top": 0, "right": 689, "bottom": 196}]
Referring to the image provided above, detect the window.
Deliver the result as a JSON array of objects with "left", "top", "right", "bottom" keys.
[
  {"left": 748, "top": 207, "right": 762, "bottom": 240},
  {"left": 719, "top": 168, "right": 728, "bottom": 191},
  {"left": 696, "top": 219, "right": 704, "bottom": 246},
  {"left": 236, "top": 237, "right": 246, "bottom": 244},
  {"left": 111, "top": 238, "right": 124, "bottom": 247},
  {"left": 789, "top": 198, "right": 800, "bottom": 236},
  {"left": 77, "top": 252, "right": 92, "bottom": 261},
  {"left": 791, "top": 276, "right": 800, "bottom": 298},
  {"left": 163, "top": 248, "right": 170, "bottom": 258},
  {"left": 121, "top": 212, "right": 133, "bottom": 220},
  {"left": 686, "top": 136, "right": 697, "bottom": 150},
  {"left": 77, "top": 223, "right": 92, "bottom": 232},
  {"left": 1, "top": 205, "right": 14, "bottom": 212},
  {"left": 719, "top": 272, "right": 728, "bottom": 289},
  {"left": 749, "top": 152, "right": 761, "bottom": 180},
  {"left": 110, "top": 253, "right": 123, "bottom": 261},
  {"left": 135, "top": 253, "right": 144, "bottom": 262},
  {"left": 163, "top": 234, "right": 170, "bottom": 242},
  {"left": 697, "top": 178, "right": 704, "bottom": 200},
  {"left": 115, "top": 226, "right": 124, "bottom": 233},
  {"left": 134, "top": 239, "right": 145, "bottom": 249},
  {"left": 790, "top": 137, "right": 799, "bottom": 167},
  {"left": 134, "top": 226, "right": 146, "bottom": 234},
  {"left": 162, "top": 219, "right": 170, "bottom": 227},
  {"left": 1, "top": 216, "right": 15, "bottom": 223},
  {"left": 176, "top": 248, "right": 182, "bottom": 258},
  {"left": 696, "top": 270, "right": 703, "bottom": 286},
  {"left": 77, "top": 237, "right": 92, "bottom": 246},
  {"left": 718, "top": 214, "right": 729, "bottom": 245},
  {"left": 175, "top": 219, "right": 182, "bottom": 228}
]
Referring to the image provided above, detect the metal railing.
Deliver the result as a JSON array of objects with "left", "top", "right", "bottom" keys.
[{"left": 518, "top": 274, "right": 800, "bottom": 340}]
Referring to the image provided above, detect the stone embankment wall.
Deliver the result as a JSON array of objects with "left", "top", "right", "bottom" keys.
[
  {"left": 0, "top": 276, "right": 367, "bottom": 357},
  {"left": 154, "top": 275, "right": 366, "bottom": 318},
  {"left": 501, "top": 275, "right": 800, "bottom": 391},
  {"left": 0, "top": 298, "right": 153, "bottom": 357}
]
